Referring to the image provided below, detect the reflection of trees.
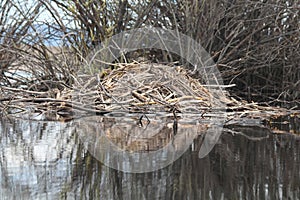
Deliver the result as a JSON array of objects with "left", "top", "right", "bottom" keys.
[
  {"left": 0, "top": 118, "right": 79, "bottom": 199},
  {"left": 71, "top": 126, "right": 300, "bottom": 200},
  {"left": 1, "top": 117, "right": 299, "bottom": 199}
]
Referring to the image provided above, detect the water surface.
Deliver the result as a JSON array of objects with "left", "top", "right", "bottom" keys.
[{"left": 0, "top": 116, "right": 299, "bottom": 199}]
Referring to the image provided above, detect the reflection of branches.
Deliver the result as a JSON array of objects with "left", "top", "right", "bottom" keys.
[
  {"left": 223, "top": 128, "right": 269, "bottom": 141},
  {"left": 0, "top": 117, "right": 80, "bottom": 198}
]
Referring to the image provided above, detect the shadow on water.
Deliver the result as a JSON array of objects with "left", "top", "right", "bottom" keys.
[{"left": 0, "top": 116, "right": 299, "bottom": 199}]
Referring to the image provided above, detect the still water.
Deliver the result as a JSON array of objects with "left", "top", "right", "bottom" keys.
[{"left": 0, "top": 115, "right": 299, "bottom": 200}]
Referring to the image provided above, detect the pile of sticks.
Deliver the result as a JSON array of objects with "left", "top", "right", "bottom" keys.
[
  {"left": 0, "top": 62, "right": 298, "bottom": 122},
  {"left": 73, "top": 63, "right": 220, "bottom": 114}
]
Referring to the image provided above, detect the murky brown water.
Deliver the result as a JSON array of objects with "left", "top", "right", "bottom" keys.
[{"left": 0, "top": 116, "right": 299, "bottom": 200}]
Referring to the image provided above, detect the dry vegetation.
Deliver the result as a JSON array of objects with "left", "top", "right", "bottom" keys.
[{"left": 0, "top": 0, "right": 299, "bottom": 120}]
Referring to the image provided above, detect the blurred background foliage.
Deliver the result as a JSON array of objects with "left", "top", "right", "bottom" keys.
[{"left": 0, "top": 0, "right": 299, "bottom": 107}]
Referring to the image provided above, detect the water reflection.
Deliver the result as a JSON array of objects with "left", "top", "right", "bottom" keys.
[
  {"left": 0, "top": 117, "right": 299, "bottom": 199},
  {"left": 0, "top": 118, "right": 78, "bottom": 199},
  {"left": 75, "top": 114, "right": 221, "bottom": 173}
]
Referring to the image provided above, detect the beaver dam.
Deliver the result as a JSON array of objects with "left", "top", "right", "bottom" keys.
[{"left": 0, "top": 62, "right": 299, "bottom": 134}]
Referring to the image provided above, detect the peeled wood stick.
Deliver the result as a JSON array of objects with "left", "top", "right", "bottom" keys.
[
  {"left": 1, "top": 86, "right": 47, "bottom": 95},
  {"left": 131, "top": 90, "right": 148, "bottom": 102}
]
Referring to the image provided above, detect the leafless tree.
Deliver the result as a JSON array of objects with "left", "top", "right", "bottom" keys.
[{"left": 1, "top": 0, "right": 299, "bottom": 106}]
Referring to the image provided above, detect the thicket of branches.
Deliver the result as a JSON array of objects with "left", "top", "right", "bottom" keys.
[{"left": 0, "top": 0, "right": 299, "bottom": 107}]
